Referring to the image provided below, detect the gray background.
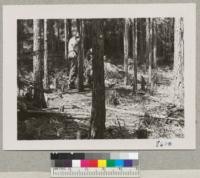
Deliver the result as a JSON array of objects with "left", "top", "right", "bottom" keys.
[{"left": 0, "top": 0, "right": 199, "bottom": 171}]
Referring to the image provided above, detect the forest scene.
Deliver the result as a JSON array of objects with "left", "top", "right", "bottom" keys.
[{"left": 17, "top": 17, "right": 184, "bottom": 140}]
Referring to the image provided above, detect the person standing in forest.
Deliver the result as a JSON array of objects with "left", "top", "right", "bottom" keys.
[
  {"left": 84, "top": 48, "right": 93, "bottom": 87},
  {"left": 68, "top": 28, "right": 80, "bottom": 89}
]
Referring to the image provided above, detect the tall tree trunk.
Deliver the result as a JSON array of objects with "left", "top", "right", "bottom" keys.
[
  {"left": 147, "top": 18, "right": 153, "bottom": 90},
  {"left": 163, "top": 24, "right": 167, "bottom": 61},
  {"left": 145, "top": 18, "right": 150, "bottom": 71},
  {"left": 124, "top": 19, "right": 129, "bottom": 85},
  {"left": 77, "top": 19, "right": 84, "bottom": 91},
  {"left": 138, "top": 19, "right": 145, "bottom": 65},
  {"left": 33, "top": 19, "right": 46, "bottom": 108},
  {"left": 68, "top": 20, "right": 72, "bottom": 38},
  {"left": 55, "top": 20, "right": 60, "bottom": 51},
  {"left": 152, "top": 19, "right": 157, "bottom": 68},
  {"left": 17, "top": 20, "right": 23, "bottom": 60},
  {"left": 90, "top": 19, "right": 105, "bottom": 139},
  {"left": 132, "top": 19, "right": 138, "bottom": 94},
  {"left": 64, "top": 19, "right": 69, "bottom": 71},
  {"left": 43, "top": 19, "right": 49, "bottom": 90},
  {"left": 173, "top": 17, "right": 184, "bottom": 108},
  {"left": 48, "top": 20, "right": 54, "bottom": 53},
  {"left": 17, "top": 20, "right": 24, "bottom": 77}
]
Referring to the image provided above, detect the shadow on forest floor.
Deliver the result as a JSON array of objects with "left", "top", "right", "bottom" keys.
[
  {"left": 18, "top": 107, "right": 184, "bottom": 140},
  {"left": 18, "top": 65, "right": 184, "bottom": 140}
]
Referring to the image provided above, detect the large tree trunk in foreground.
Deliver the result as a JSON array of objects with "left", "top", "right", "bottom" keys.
[
  {"left": 173, "top": 17, "right": 184, "bottom": 108},
  {"left": 90, "top": 20, "right": 106, "bottom": 139},
  {"left": 132, "top": 19, "right": 138, "bottom": 94},
  {"left": 124, "top": 19, "right": 129, "bottom": 85},
  {"left": 43, "top": 19, "right": 49, "bottom": 90},
  {"left": 33, "top": 19, "right": 46, "bottom": 108},
  {"left": 77, "top": 19, "right": 84, "bottom": 91}
]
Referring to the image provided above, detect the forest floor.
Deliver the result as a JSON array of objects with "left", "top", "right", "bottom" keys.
[{"left": 17, "top": 62, "right": 184, "bottom": 140}]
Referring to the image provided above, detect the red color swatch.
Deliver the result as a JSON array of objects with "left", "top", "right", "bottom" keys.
[{"left": 88, "top": 160, "right": 98, "bottom": 167}]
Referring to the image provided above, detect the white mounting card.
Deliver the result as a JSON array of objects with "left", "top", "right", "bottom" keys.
[{"left": 3, "top": 4, "right": 196, "bottom": 150}]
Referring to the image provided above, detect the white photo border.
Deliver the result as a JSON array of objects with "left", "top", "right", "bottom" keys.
[{"left": 3, "top": 4, "right": 196, "bottom": 150}]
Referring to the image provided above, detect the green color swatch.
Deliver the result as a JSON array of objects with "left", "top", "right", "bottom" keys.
[{"left": 107, "top": 160, "right": 115, "bottom": 167}]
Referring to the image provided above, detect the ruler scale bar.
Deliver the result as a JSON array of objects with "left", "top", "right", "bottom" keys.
[{"left": 51, "top": 168, "right": 140, "bottom": 177}]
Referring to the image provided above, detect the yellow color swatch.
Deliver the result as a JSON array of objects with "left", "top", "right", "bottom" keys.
[{"left": 98, "top": 160, "right": 107, "bottom": 167}]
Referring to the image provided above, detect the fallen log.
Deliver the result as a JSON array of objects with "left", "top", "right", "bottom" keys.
[{"left": 106, "top": 107, "right": 184, "bottom": 122}]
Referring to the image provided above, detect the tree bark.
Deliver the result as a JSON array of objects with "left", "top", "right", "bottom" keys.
[
  {"left": 54, "top": 20, "right": 60, "bottom": 51},
  {"left": 124, "top": 19, "right": 129, "bottom": 85},
  {"left": 163, "top": 23, "right": 167, "bottom": 61},
  {"left": 145, "top": 19, "right": 150, "bottom": 71},
  {"left": 77, "top": 19, "right": 84, "bottom": 91},
  {"left": 64, "top": 19, "right": 69, "bottom": 72},
  {"left": 64, "top": 19, "right": 69, "bottom": 61},
  {"left": 43, "top": 19, "right": 49, "bottom": 90},
  {"left": 152, "top": 19, "right": 157, "bottom": 68},
  {"left": 90, "top": 19, "right": 106, "bottom": 139},
  {"left": 173, "top": 17, "right": 184, "bottom": 108},
  {"left": 33, "top": 19, "right": 46, "bottom": 108},
  {"left": 132, "top": 19, "right": 138, "bottom": 94},
  {"left": 48, "top": 20, "right": 54, "bottom": 52},
  {"left": 147, "top": 19, "right": 153, "bottom": 90},
  {"left": 17, "top": 20, "right": 23, "bottom": 60},
  {"left": 138, "top": 19, "right": 145, "bottom": 65},
  {"left": 17, "top": 20, "right": 24, "bottom": 77}
]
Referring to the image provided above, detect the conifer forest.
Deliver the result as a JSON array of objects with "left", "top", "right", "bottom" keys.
[{"left": 17, "top": 18, "right": 184, "bottom": 140}]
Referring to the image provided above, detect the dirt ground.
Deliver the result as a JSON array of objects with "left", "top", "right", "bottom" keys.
[{"left": 18, "top": 63, "right": 184, "bottom": 140}]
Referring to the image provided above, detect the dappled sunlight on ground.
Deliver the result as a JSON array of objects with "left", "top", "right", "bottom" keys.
[{"left": 18, "top": 65, "right": 184, "bottom": 140}]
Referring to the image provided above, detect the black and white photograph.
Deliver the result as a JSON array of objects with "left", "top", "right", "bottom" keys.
[
  {"left": 17, "top": 17, "right": 184, "bottom": 140},
  {"left": 3, "top": 4, "right": 196, "bottom": 150}
]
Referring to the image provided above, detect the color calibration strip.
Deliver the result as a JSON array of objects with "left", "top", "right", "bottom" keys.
[
  {"left": 50, "top": 152, "right": 139, "bottom": 177},
  {"left": 52, "top": 159, "right": 137, "bottom": 168}
]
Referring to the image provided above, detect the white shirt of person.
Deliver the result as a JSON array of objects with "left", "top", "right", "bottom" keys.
[{"left": 68, "top": 36, "right": 80, "bottom": 58}]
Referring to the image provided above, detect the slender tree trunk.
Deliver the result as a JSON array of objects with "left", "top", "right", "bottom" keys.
[
  {"left": 152, "top": 19, "right": 157, "bottom": 68},
  {"left": 138, "top": 19, "right": 145, "bottom": 65},
  {"left": 17, "top": 20, "right": 23, "bottom": 77},
  {"left": 55, "top": 20, "right": 60, "bottom": 51},
  {"left": 163, "top": 24, "right": 167, "bottom": 61},
  {"left": 48, "top": 20, "right": 54, "bottom": 53},
  {"left": 64, "top": 19, "right": 69, "bottom": 71},
  {"left": 145, "top": 18, "right": 150, "bottom": 71},
  {"left": 17, "top": 20, "right": 23, "bottom": 60},
  {"left": 68, "top": 20, "right": 72, "bottom": 38},
  {"left": 124, "top": 19, "right": 129, "bottom": 85},
  {"left": 132, "top": 19, "right": 138, "bottom": 94},
  {"left": 33, "top": 19, "right": 46, "bottom": 108},
  {"left": 173, "top": 17, "right": 184, "bottom": 108},
  {"left": 77, "top": 20, "right": 84, "bottom": 91},
  {"left": 147, "top": 19, "right": 153, "bottom": 90},
  {"left": 90, "top": 19, "right": 105, "bottom": 139},
  {"left": 43, "top": 19, "right": 49, "bottom": 90}
]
